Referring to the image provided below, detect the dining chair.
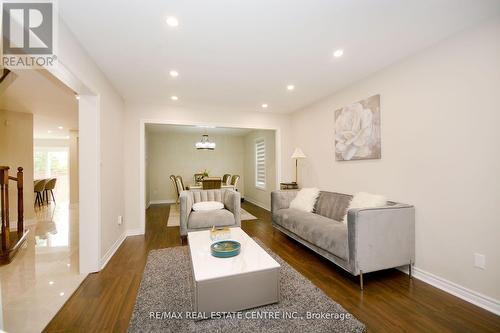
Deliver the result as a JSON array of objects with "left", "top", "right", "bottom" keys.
[
  {"left": 170, "top": 175, "right": 179, "bottom": 203},
  {"left": 175, "top": 176, "right": 186, "bottom": 193},
  {"left": 34, "top": 179, "right": 47, "bottom": 207},
  {"left": 230, "top": 175, "right": 240, "bottom": 188},
  {"left": 222, "top": 174, "right": 231, "bottom": 185},
  {"left": 44, "top": 178, "right": 57, "bottom": 204}
]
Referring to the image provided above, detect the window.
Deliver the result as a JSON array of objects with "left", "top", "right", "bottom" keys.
[
  {"left": 34, "top": 148, "right": 68, "bottom": 180},
  {"left": 34, "top": 146, "right": 69, "bottom": 206},
  {"left": 255, "top": 138, "right": 266, "bottom": 189}
]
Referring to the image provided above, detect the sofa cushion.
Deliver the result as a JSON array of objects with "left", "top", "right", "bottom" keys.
[
  {"left": 192, "top": 189, "right": 225, "bottom": 203},
  {"left": 188, "top": 209, "right": 234, "bottom": 229},
  {"left": 274, "top": 208, "right": 348, "bottom": 260},
  {"left": 192, "top": 201, "right": 224, "bottom": 211},
  {"left": 342, "top": 192, "right": 387, "bottom": 224},
  {"left": 314, "top": 191, "right": 352, "bottom": 221},
  {"left": 290, "top": 188, "right": 320, "bottom": 212}
]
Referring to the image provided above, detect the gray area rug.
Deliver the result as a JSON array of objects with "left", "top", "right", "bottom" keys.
[{"left": 128, "top": 240, "right": 365, "bottom": 332}]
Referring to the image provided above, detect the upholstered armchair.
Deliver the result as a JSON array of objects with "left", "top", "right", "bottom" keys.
[{"left": 179, "top": 189, "right": 241, "bottom": 237}]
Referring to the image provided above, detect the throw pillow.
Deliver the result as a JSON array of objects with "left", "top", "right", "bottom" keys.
[
  {"left": 192, "top": 201, "right": 224, "bottom": 211},
  {"left": 342, "top": 192, "right": 387, "bottom": 223},
  {"left": 290, "top": 188, "right": 320, "bottom": 213}
]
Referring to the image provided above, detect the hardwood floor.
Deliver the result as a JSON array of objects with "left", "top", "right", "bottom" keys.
[{"left": 45, "top": 202, "right": 500, "bottom": 332}]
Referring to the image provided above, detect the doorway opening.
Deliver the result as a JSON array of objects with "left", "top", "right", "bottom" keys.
[
  {"left": 0, "top": 65, "right": 99, "bottom": 332},
  {"left": 139, "top": 121, "right": 282, "bottom": 234}
]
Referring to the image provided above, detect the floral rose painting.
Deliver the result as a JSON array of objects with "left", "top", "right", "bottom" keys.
[{"left": 334, "top": 95, "right": 381, "bottom": 161}]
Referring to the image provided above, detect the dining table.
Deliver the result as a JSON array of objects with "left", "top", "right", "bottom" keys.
[{"left": 187, "top": 184, "right": 235, "bottom": 190}]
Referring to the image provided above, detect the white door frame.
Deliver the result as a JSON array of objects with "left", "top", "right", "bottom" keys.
[
  {"left": 47, "top": 64, "right": 101, "bottom": 274},
  {"left": 138, "top": 119, "right": 282, "bottom": 234},
  {"left": 5, "top": 18, "right": 102, "bottom": 274}
]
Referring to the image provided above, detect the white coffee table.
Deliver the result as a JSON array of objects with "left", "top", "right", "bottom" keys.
[{"left": 187, "top": 227, "right": 280, "bottom": 313}]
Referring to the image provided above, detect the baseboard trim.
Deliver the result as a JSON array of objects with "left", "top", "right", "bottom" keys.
[
  {"left": 244, "top": 197, "right": 271, "bottom": 212},
  {"left": 245, "top": 197, "right": 271, "bottom": 212},
  {"left": 399, "top": 266, "right": 500, "bottom": 315},
  {"left": 244, "top": 197, "right": 270, "bottom": 211},
  {"left": 148, "top": 199, "right": 176, "bottom": 206},
  {"left": 99, "top": 231, "right": 126, "bottom": 270},
  {"left": 126, "top": 228, "right": 144, "bottom": 236}
]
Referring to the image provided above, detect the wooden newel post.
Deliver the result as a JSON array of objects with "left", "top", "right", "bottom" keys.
[
  {"left": 17, "top": 167, "right": 24, "bottom": 235},
  {"left": 0, "top": 166, "right": 10, "bottom": 251},
  {"left": 0, "top": 165, "right": 28, "bottom": 263}
]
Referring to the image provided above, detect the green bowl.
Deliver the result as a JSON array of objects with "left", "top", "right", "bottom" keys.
[{"left": 210, "top": 240, "right": 241, "bottom": 258}]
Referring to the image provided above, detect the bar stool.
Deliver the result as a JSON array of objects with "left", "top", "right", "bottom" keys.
[
  {"left": 44, "top": 178, "right": 57, "bottom": 204},
  {"left": 34, "top": 179, "right": 47, "bottom": 207}
]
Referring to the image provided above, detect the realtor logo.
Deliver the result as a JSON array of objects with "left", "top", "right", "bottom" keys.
[{"left": 1, "top": 0, "right": 57, "bottom": 68}]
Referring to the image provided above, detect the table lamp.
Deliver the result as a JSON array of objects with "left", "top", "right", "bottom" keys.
[{"left": 291, "top": 148, "right": 307, "bottom": 184}]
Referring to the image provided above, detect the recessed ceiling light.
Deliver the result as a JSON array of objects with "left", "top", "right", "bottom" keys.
[
  {"left": 171, "top": 95, "right": 179, "bottom": 101},
  {"left": 261, "top": 104, "right": 268, "bottom": 109},
  {"left": 166, "top": 16, "right": 179, "bottom": 27},
  {"left": 287, "top": 84, "right": 295, "bottom": 91},
  {"left": 59, "top": 292, "right": 65, "bottom": 297},
  {"left": 47, "top": 130, "right": 52, "bottom": 134},
  {"left": 169, "top": 70, "right": 179, "bottom": 77},
  {"left": 75, "top": 95, "right": 80, "bottom": 100},
  {"left": 333, "top": 49, "right": 344, "bottom": 58},
  {"left": 58, "top": 126, "right": 63, "bottom": 130},
  {"left": 49, "top": 281, "right": 54, "bottom": 285}
]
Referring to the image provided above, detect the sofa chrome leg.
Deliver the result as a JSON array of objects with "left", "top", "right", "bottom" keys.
[
  {"left": 408, "top": 263, "right": 412, "bottom": 279},
  {"left": 359, "top": 271, "right": 364, "bottom": 290}
]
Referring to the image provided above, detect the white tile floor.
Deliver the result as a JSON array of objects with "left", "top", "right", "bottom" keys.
[{"left": 0, "top": 203, "right": 85, "bottom": 333}]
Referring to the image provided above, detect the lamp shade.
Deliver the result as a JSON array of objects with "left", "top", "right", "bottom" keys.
[{"left": 291, "top": 148, "right": 306, "bottom": 159}]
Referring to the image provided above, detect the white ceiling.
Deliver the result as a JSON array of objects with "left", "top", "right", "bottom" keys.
[
  {"left": 59, "top": 0, "right": 500, "bottom": 113},
  {"left": 0, "top": 69, "right": 78, "bottom": 139},
  {"left": 146, "top": 124, "right": 254, "bottom": 137}
]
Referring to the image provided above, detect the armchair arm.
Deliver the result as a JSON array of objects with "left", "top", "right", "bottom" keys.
[
  {"left": 179, "top": 191, "right": 193, "bottom": 236},
  {"left": 347, "top": 204, "right": 415, "bottom": 275},
  {"left": 224, "top": 189, "right": 241, "bottom": 226},
  {"left": 271, "top": 190, "right": 298, "bottom": 215}
]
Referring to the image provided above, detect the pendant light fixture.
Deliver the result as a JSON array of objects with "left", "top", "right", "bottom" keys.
[{"left": 195, "top": 134, "right": 216, "bottom": 150}]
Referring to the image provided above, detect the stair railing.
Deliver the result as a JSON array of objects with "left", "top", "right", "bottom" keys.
[{"left": 0, "top": 166, "right": 24, "bottom": 251}]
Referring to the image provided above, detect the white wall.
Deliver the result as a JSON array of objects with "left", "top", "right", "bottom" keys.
[
  {"left": 124, "top": 104, "right": 293, "bottom": 233},
  {"left": 0, "top": 110, "right": 34, "bottom": 221},
  {"left": 243, "top": 130, "right": 276, "bottom": 210},
  {"left": 56, "top": 19, "right": 125, "bottom": 271},
  {"left": 147, "top": 130, "right": 245, "bottom": 203},
  {"left": 69, "top": 131, "right": 79, "bottom": 204},
  {"left": 290, "top": 17, "right": 500, "bottom": 302}
]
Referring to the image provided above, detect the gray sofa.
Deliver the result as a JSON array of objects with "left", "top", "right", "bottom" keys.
[
  {"left": 180, "top": 189, "right": 241, "bottom": 237},
  {"left": 271, "top": 190, "right": 415, "bottom": 289}
]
